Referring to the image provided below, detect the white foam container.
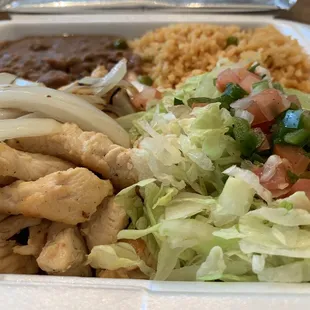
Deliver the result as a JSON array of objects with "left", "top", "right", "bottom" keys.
[{"left": 1, "top": 13, "right": 310, "bottom": 309}]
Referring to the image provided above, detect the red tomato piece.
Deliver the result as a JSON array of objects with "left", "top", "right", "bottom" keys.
[
  {"left": 238, "top": 74, "right": 261, "bottom": 93},
  {"left": 253, "top": 156, "right": 291, "bottom": 197},
  {"left": 216, "top": 68, "right": 241, "bottom": 92},
  {"left": 286, "top": 179, "right": 310, "bottom": 199},
  {"left": 247, "top": 101, "right": 268, "bottom": 125},
  {"left": 252, "top": 120, "right": 275, "bottom": 134},
  {"left": 274, "top": 144, "right": 310, "bottom": 176},
  {"left": 251, "top": 89, "right": 286, "bottom": 121},
  {"left": 132, "top": 87, "right": 161, "bottom": 111}
]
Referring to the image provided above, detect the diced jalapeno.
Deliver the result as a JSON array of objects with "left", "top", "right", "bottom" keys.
[{"left": 284, "top": 129, "right": 310, "bottom": 146}]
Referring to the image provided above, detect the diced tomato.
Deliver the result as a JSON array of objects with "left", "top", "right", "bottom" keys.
[
  {"left": 253, "top": 156, "right": 291, "bottom": 197},
  {"left": 263, "top": 163, "right": 289, "bottom": 191},
  {"left": 274, "top": 144, "right": 310, "bottom": 175},
  {"left": 132, "top": 86, "right": 161, "bottom": 111},
  {"left": 216, "top": 67, "right": 261, "bottom": 93},
  {"left": 232, "top": 68, "right": 249, "bottom": 80},
  {"left": 216, "top": 69, "right": 241, "bottom": 92},
  {"left": 252, "top": 89, "right": 287, "bottom": 121},
  {"left": 270, "top": 187, "right": 292, "bottom": 198},
  {"left": 238, "top": 73, "right": 261, "bottom": 93},
  {"left": 286, "top": 179, "right": 310, "bottom": 199},
  {"left": 252, "top": 120, "right": 275, "bottom": 134},
  {"left": 247, "top": 101, "right": 269, "bottom": 125}
]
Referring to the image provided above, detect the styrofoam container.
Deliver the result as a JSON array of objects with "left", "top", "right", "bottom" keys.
[{"left": 1, "top": 13, "right": 310, "bottom": 310}]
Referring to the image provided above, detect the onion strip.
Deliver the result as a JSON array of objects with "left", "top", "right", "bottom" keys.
[
  {"left": 0, "top": 108, "right": 27, "bottom": 119},
  {"left": 0, "top": 118, "right": 62, "bottom": 140},
  {"left": 0, "top": 87, "right": 130, "bottom": 147}
]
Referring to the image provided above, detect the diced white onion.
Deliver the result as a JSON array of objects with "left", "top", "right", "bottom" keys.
[
  {"left": 0, "top": 108, "right": 27, "bottom": 119},
  {"left": 260, "top": 155, "right": 282, "bottom": 182},
  {"left": 223, "top": 165, "right": 272, "bottom": 203},
  {"left": 234, "top": 109, "right": 254, "bottom": 124},
  {"left": 230, "top": 97, "right": 254, "bottom": 110},
  {"left": 0, "top": 118, "right": 62, "bottom": 140}
]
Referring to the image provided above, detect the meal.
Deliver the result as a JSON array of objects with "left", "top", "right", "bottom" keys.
[{"left": 0, "top": 23, "right": 310, "bottom": 282}]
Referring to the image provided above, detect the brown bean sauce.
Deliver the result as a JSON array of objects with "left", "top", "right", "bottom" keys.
[{"left": 0, "top": 35, "right": 143, "bottom": 89}]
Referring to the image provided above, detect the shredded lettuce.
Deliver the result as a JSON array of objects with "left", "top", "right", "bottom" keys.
[
  {"left": 285, "top": 88, "right": 310, "bottom": 110},
  {"left": 100, "top": 60, "right": 310, "bottom": 283},
  {"left": 87, "top": 243, "right": 154, "bottom": 277}
]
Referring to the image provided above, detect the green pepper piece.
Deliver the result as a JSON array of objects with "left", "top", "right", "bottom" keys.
[
  {"left": 273, "top": 82, "right": 284, "bottom": 93},
  {"left": 223, "top": 83, "right": 248, "bottom": 99},
  {"left": 226, "top": 36, "right": 239, "bottom": 47},
  {"left": 219, "top": 83, "right": 248, "bottom": 110},
  {"left": 240, "top": 132, "right": 259, "bottom": 157},
  {"left": 174, "top": 98, "right": 184, "bottom": 106},
  {"left": 113, "top": 38, "right": 128, "bottom": 49},
  {"left": 250, "top": 153, "right": 266, "bottom": 164},
  {"left": 188, "top": 83, "right": 248, "bottom": 110},
  {"left": 138, "top": 75, "right": 153, "bottom": 86},
  {"left": 287, "top": 170, "right": 299, "bottom": 184},
  {"left": 282, "top": 109, "right": 303, "bottom": 129},
  {"left": 232, "top": 117, "right": 250, "bottom": 140},
  {"left": 213, "top": 78, "right": 217, "bottom": 86},
  {"left": 300, "top": 111, "right": 310, "bottom": 131},
  {"left": 272, "top": 121, "right": 294, "bottom": 144},
  {"left": 284, "top": 129, "right": 310, "bottom": 146},
  {"left": 252, "top": 80, "right": 270, "bottom": 93},
  {"left": 232, "top": 117, "right": 258, "bottom": 157},
  {"left": 290, "top": 102, "right": 300, "bottom": 110}
]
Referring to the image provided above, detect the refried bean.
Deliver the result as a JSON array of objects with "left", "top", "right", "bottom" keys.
[{"left": 0, "top": 35, "right": 143, "bottom": 89}]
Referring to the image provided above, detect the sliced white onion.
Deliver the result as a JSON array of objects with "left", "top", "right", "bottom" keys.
[
  {"left": 260, "top": 155, "right": 282, "bottom": 183},
  {"left": 0, "top": 118, "right": 62, "bottom": 140},
  {"left": 223, "top": 165, "right": 272, "bottom": 203},
  {"left": 234, "top": 109, "right": 254, "bottom": 124},
  {"left": 230, "top": 97, "right": 254, "bottom": 110},
  {"left": 0, "top": 86, "right": 130, "bottom": 147},
  {"left": 0, "top": 73, "right": 43, "bottom": 87},
  {"left": 19, "top": 112, "right": 48, "bottom": 119},
  {"left": 94, "top": 59, "right": 127, "bottom": 96},
  {"left": 0, "top": 73, "right": 17, "bottom": 85},
  {"left": 0, "top": 108, "right": 27, "bottom": 119}
]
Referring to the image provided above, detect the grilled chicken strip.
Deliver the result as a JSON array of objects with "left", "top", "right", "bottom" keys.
[
  {"left": 0, "top": 168, "right": 113, "bottom": 225},
  {"left": 14, "top": 220, "right": 51, "bottom": 257},
  {"left": 37, "top": 222, "right": 91, "bottom": 276},
  {"left": 0, "top": 176, "right": 16, "bottom": 187},
  {"left": 0, "top": 214, "right": 9, "bottom": 222},
  {"left": 0, "top": 215, "right": 41, "bottom": 241},
  {"left": 0, "top": 142, "right": 74, "bottom": 181},
  {"left": 7, "top": 123, "right": 138, "bottom": 189},
  {"left": 81, "top": 196, "right": 128, "bottom": 250},
  {"left": 0, "top": 240, "right": 38, "bottom": 274}
]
